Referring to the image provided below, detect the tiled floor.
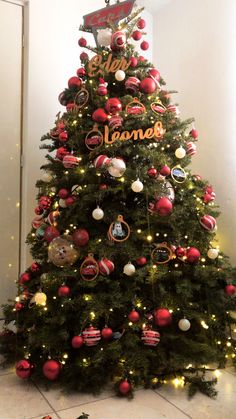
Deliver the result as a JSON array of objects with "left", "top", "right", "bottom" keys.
[{"left": 0, "top": 366, "right": 236, "bottom": 419}]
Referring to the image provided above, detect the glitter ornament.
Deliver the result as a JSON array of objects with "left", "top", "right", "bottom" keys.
[
  {"left": 108, "top": 158, "right": 126, "bottom": 178},
  {"left": 123, "top": 262, "right": 136, "bottom": 276},
  {"left": 178, "top": 318, "right": 191, "bottom": 331},
  {"left": 207, "top": 248, "right": 219, "bottom": 259},
  {"left": 48, "top": 237, "right": 79, "bottom": 267},
  {"left": 92, "top": 207, "right": 104, "bottom": 220},
  {"left": 131, "top": 179, "right": 144, "bottom": 193},
  {"left": 97, "top": 28, "right": 112, "bottom": 46}
]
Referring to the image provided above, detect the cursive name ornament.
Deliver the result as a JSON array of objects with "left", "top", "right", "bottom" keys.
[
  {"left": 103, "top": 121, "right": 164, "bottom": 145},
  {"left": 88, "top": 53, "right": 131, "bottom": 77}
]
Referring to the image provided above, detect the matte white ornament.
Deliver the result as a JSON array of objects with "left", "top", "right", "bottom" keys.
[
  {"left": 97, "top": 28, "right": 112, "bottom": 46},
  {"left": 34, "top": 292, "right": 47, "bottom": 306},
  {"left": 123, "top": 262, "right": 136, "bottom": 276},
  {"left": 178, "top": 318, "right": 191, "bottom": 331},
  {"left": 42, "top": 173, "right": 52, "bottom": 183},
  {"left": 207, "top": 248, "right": 219, "bottom": 259},
  {"left": 115, "top": 70, "right": 126, "bottom": 81},
  {"left": 131, "top": 179, "right": 144, "bottom": 193},
  {"left": 175, "top": 147, "right": 186, "bottom": 159},
  {"left": 108, "top": 158, "right": 126, "bottom": 178},
  {"left": 92, "top": 206, "right": 104, "bottom": 220},
  {"left": 59, "top": 199, "right": 67, "bottom": 208},
  {"left": 71, "top": 185, "right": 81, "bottom": 195}
]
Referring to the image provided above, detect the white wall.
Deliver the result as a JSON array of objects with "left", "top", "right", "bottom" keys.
[
  {"left": 22, "top": 0, "right": 153, "bottom": 268},
  {"left": 154, "top": 0, "right": 236, "bottom": 263}
]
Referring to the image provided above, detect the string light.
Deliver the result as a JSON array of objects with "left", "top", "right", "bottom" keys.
[
  {"left": 90, "top": 311, "right": 96, "bottom": 319},
  {"left": 137, "top": 229, "right": 142, "bottom": 234},
  {"left": 201, "top": 320, "right": 209, "bottom": 329},
  {"left": 172, "top": 377, "right": 185, "bottom": 387},
  {"left": 63, "top": 353, "right": 68, "bottom": 359},
  {"left": 147, "top": 235, "right": 153, "bottom": 242},
  {"left": 128, "top": 322, "right": 133, "bottom": 326},
  {"left": 227, "top": 342, "right": 232, "bottom": 347},
  {"left": 214, "top": 370, "right": 221, "bottom": 378}
]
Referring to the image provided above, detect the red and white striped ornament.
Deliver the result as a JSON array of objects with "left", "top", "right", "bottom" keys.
[
  {"left": 98, "top": 258, "right": 115, "bottom": 275},
  {"left": 31, "top": 215, "right": 44, "bottom": 229},
  {"left": 200, "top": 215, "right": 217, "bottom": 231},
  {"left": 108, "top": 115, "right": 123, "bottom": 131},
  {"left": 111, "top": 31, "right": 126, "bottom": 51},
  {"left": 94, "top": 155, "right": 111, "bottom": 169},
  {"left": 125, "top": 77, "right": 140, "bottom": 94},
  {"left": 167, "top": 104, "right": 180, "bottom": 116},
  {"left": 47, "top": 210, "right": 60, "bottom": 226},
  {"left": 63, "top": 155, "right": 80, "bottom": 169},
  {"left": 141, "top": 329, "right": 160, "bottom": 347},
  {"left": 186, "top": 141, "right": 197, "bottom": 156},
  {"left": 82, "top": 326, "right": 101, "bottom": 346},
  {"left": 192, "top": 174, "right": 202, "bottom": 181}
]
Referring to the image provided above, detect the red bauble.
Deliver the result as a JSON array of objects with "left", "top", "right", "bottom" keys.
[
  {"left": 99, "top": 183, "right": 108, "bottom": 190},
  {"left": 200, "top": 215, "right": 217, "bottom": 231},
  {"left": 119, "top": 380, "right": 131, "bottom": 395},
  {"left": 225, "top": 285, "right": 236, "bottom": 296},
  {"left": 71, "top": 335, "right": 84, "bottom": 348},
  {"left": 56, "top": 147, "right": 69, "bottom": 160},
  {"left": 105, "top": 98, "right": 122, "bottom": 115},
  {"left": 190, "top": 128, "right": 198, "bottom": 139},
  {"left": 128, "top": 310, "right": 140, "bottom": 323},
  {"left": 59, "top": 131, "right": 68, "bottom": 142},
  {"left": 35, "top": 206, "right": 43, "bottom": 215},
  {"left": 147, "top": 167, "right": 158, "bottom": 178},
  {"left": 78, "top": 37, "right": 87, "bottom": 47},
  {"left": 62, "top": 154, "right": 80, "bottom": 169},
  {"left": 98, "top": 258, "right": 115, "bottom": 275},
  {"left": 203, "top": 193, "right": 214, "bottom": 204},
  {"left": 92, "top": 108, "right": 108, "bottom": 123},
  {"left": 65, "top": 196, "right": 76, "bottom": 206},
  {"left": 66, "top": 102, "right": 77, "bottom": 112},
  {"left": 175, "top": 247, "right": 186, "bottom": 258},
  {"left": 20, "top": 272, "right": 31, "bottom": 283},
  {"left": 130, "top": 57, "right": 138, "bottom": 68},
  {"left": 159, "top": 165, "right": 171, "bottom": 176},
  {"left": 58, "top": 188, "right": 69, "bottom": 199},
  {"left": 15, "top": 302, "right": 24, "bottom": 311},
  {"left": 94, "top": 155, "right": 111, "bottom": 169},
  {"left": 43, "top": 360, "right": 61, "bottom": 381},
  {"left": 68, "top": 76, "right": 82, "bottom": 89},
  {"left": 73, "top": 228, "right": 89, "bottom": 247},
  {"left": 136, "top": 256, "right": 147, "bottom": 266},
  {"left": 137, "top": 18, "right": 146, "bottom": 29},
  {"left": 76, "top": 67, "right": 86, "bottom": 78},
  {"left": 44, "top": 226, "right": 60, "bottom": 243},
  {"left": 154, "top": 308, "right": 172, "bottom": 327},
  {"left": 58, "top": 285, "right": 70, "bottom": 297},
  {"left": 156, "top": 197, "right": 173, "bottom": 216},
  {"left": 186, "top": 247, "right": 201, "bottom": 263},
  {"left": 30, "top": 262, "right": 40, "bottom": 272},
  {"left": 132, "top": 30, "right": 142, "bottom": 41},
  {"left": 16, "top": 359, "right": 33, "bottom": 379},
  {"left": 141, "top": 41, "right": 149, "bottom": 51},
  {"left": 139, "top": 56, "right": 145, "bottom": 62},
  {"left": 102, "top": 327, "right": 113, "bottom": 339},
  {"left": 39, "top": 196, "right": 52, "bottom": 210},
  {"left": 80, "top": 51, "right": 89, "bottom": 62},
  {"left": 149, "top": 68, "right": 161, "bottom": 82},
  {"left": 58, "top": 91, "right": 67, "bottom": 106},
  {"left": 140, "top": 78, "right": 157, "bottom": 94}
]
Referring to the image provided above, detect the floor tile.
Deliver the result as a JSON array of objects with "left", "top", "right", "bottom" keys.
[
  {"left": 30, "top": 415, "right": 59, "bottom": 419},
  {"left": 0, "top": 374, "right": 54, "bottom": 419},
  {"left": 58, "top": 389, "right": 190, "bottom": 419}
]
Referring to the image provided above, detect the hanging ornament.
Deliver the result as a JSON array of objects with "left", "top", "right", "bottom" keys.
[
  {"left": 178, "top": 318, "right": 191, "bottom": 331},
  {"left": 108, "top": 215, "right": 130, "bottom": 242},
  {"left": 58, "top": 285, "right": 70, "bottom": 297},
  {"left": 71, "top": 185, "right": 81, "bottom": 195},
  {"left": 85, "top": 125, "right": 103, "bottom": 151},
  {"left": 71, "top": 335, "right": 84, "bottom": 348},
  {"left": 151, "top": 100, "right": 166, "bottom": 115},
  {"left": 140, "top": 77, "right": 157, "bottom": 94},
  {"left": 155, "top": 180, "right": 175, "bottom": 203},
  {"left": 92, "top": 206, "right": 104, "bottom": 220},
  {"left": 63, "top": 154, "right": 81, "bottom": 169},
  {"left": 225, "top": 285, "right": 236, "bottom": 296},
  {"left": 175, "top": 247, "right": 186, "bottom": 258},
  {"left": 119, "top": 380, "right": 131, "bottom": 395},
  {"left": 56, "top": 146, "right": 69, "bottom": 161},
  {"left": 97, "top": 78, "right": 108, "bottom": 96},
  {"left": 125, "top": 77, "right": 140, "bottom": 94},
  {"left": 186, "top": 247, "right": 200, "bottom": 263},
  {"left": 126, "top": 98, "right": 146, "bottom": 116},
  {"left": 41, "top": 173, "right": 52, "bottom": 183},
  {"left": 59, "top": 199, "right": 67, "bottom": 208},
  {"left": 47, "top": 210, "right": 60, "bottom": 226},
  {"left": 58, "top": 91, "right": 67, "bottom": 106},
  {"left": 59, "top": 131, "right": 68, "bottom": 142},
  {"left": 115, "top": 70, "right": 126, "bottom": 81},
  {"left": 101, "top": 326, "right": 113, "bottom": 339},
  {"left": 48, "top": 237, "right": 79, "bottom": 267},
  {"left": 36, "top": 224, "right": 47, "bottom": 239},
  {"left": 149, "top": 68, "right": 161, "bottom": 83},
  {"left": 186, "top": 141, "right": 197, "bottom": 156},
  {"left": 82, "top": 326, "right": 101, "bottom": 346},
  {"left": 77, "top": 67, "right": 86, "bottom": 79},
  {"left": 190, "top": 128, "right": 198, "bottom": 139},
  {"left": 74, "top": 87, "right": 89, "bottom": 108},
  {"left": 99, "top": 183, "right": 108, "bottom": 190},
  {"left": 147, "top": 167, "right": 158, "bottom": 178},
  {"left": 141, "top": 327, "right": 160, "bottom": 346},
  {"left": 16, "top": 359, "right": 34, "bottom": 379},
  {"left": 207, "top": 248, "right": 219, "bottom": 259},
  {"left": 68, "top": 76, "right": 82, "bottom": 89},
  {"left": 65, "top": 196, "right": 76, "bottom": 207},
  {"left": 30, "top": 262, "right": 40, "bottom": 272},
  {"left": 154, "top": 308, "right": 172, "bottom": 327},
  {"left": 94, "top": 155, "right": 111, "bottom": 169},
  {"left": 97, "top": 28, "right": 112, "bottom": 46},
  {"left": 44, "top": 226, "right": 60, "bottom": 243},
  {"left": 167, "top": 104, "right": 180, "bottom": 115},
  {"left": 34, "top": 292, "right": 47, "bottom": 306},
  {"left": 43, "top": 360, "right": 61, "bottom": 381},
  {"left": 171, "top": 166, "right": 187, "bottom": 183},
  {"left": 159, "top": 165, "right": 171, "bottom": 177},
  {"left": 92, "top": 108, "right": 108, "bottom": 123},
  {"left": 98, "top": 258, "right": 115, "bottom": 275},
  {"left": 39, "top": 196, "right": 52, "bottom": 210},
  {"left": 34, "top": 206, "right": 44, "bottom": 215},
  {"left": 128, "top": 309, "right": 140, "bottom": 322},
  {"left": 200, "top": 215, "right": 217, "bottom": 232},
  {"left": 58, "top": 189, "right": 69, "bottom": 199},
  {"left": 151, "top": 242, "right": 173, "bottom": 264},
  {"left": 105, "top": 98, "right": 122, "bottom": 115},
  {"left": 137, "top": 18, "right": 146, "bottom": 29},
  {"left": 32, "top": 215, "right": 44, "bottom": 230},
  {"left": 136, "top": 256, "right": 147, "bottom": 266},
  {"left": 141, "top": 40, "right": 149, "bottom": 50},
  {"left": 156, "top": 197, "right": 173, "bottom": 216},
  {"left": 131, "top": 179, "right": 144, "bottom": 193},
  {"left": 80, "top": 253, "right": 99, "bottom": 281},
  {"left": 132, "top": 30, "right": 142, "bottom": 41},
  {"left": 123, "top": 262, "right": 136, "bottom": 276},
  {"left": 108, "top": 115, "right": 124, "bottom": 131},
  {"left": 80, "top": 51, "right": 89, "bottom": 62},
  {"left": 73, "top": 228, "right": 89, "bottom": 246},
  {"left": 111, "top": 31, "right": 126, "bottom": 51},
  {"left": 15, "top": 302, "right": 24, "bottom": 311},
  {"left": 66, "top": 102, "right": 77, "bottom": 112},
  {"left": 175, "top": 147, "right": 186, "bottom": 159},
  {"left": 78, "top": 37, "right": 87, "bottom": 47},
  {"left": 108, "top": 158, "right": 126, "bottom": 178},
  {"left": 130, "top": 56, "right": 138, "bottom": 67}
]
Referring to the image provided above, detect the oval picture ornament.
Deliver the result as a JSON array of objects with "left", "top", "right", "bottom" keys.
[
  {"left": 108, "top": 215, "right": 131, "bottom": 243},
  {"left": 151, "top": 242, "right": 173, "bottom": 264},
  {"left": 171, "top": 166, "right": 187, "bottom": 183}
]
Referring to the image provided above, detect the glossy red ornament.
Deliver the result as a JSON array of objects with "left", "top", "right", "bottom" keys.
[
  {"left": 15, "top": 302, "right": 24, "bottom": 311},
  {"left": 154, "top": 308, "right": 172, "bottom": 327},
  {"left": 203, "top": 193, "right": 214, "bottom": 204},
  {"left": 65, "top": 196, "right": 76, "bottom": 206},
  {"left": 30, "top": 262, "right": 40, "bottom": 272},
  {"left": 149, "top": 68, "right": 161, "bottom": 82},
  {"left": 58, "top": 91, "right": 67, "bottom": 106},
  {"left": 20, "top": 272, "right": 31, "bottom": 283},
  {"left": 147, "top": 167, "right": 158, "bottom": 178},
  {"left": 130, "top": 57, "right": 138, "bottom": 67},
  {"left": 73, "top": 228, "right": 89, "bottom": 247},
  {"left": 132, "top": 30, "right": 142, "bottom": 41},
  {"left": 39, "top": 196, "right": 52, "bottom": 210},
  {"left": 71, "top": 335, "right": 84, "bottom": 348},
  {"left": 78, "top": 37, "right": 87, "bottom": 47},
  {"left": 58, "top": 188, "right": 69, "bottom": 199},
  {"left": 58, "top": 285, "right": 70, "bottom": 297},
  {"left": 56, "top": 147, "right": 69, "bottom": 160},
  {"left": 137, "top": 18, "right": 146, "bottom": 29},
  {"left": 59, "top": 131, "right": 68, "bottom": 142},
  {"left": 44, "top": 226, "right": 60, "bottom": 243},
  {"left": 92, "top": 108, "right": 108, "bottom": 123},
  {"left": 175, "top": 247, "right": 186, "bottom": 258},
  {"left": 99, "top": 183, "right": 108, "bottom": 190},
  {"left": 98, "top": 258, "right": 115, "bottom": 275},
  {"left": 141, "top": 41, "right": 149, "bottom": 50},
  {"left": 190, "top": 128, "right": 198, "bottom": 139},
  {"left": 76, "top": 67, "right": 86, "bottom": 78},
  {"left": 159, "top": 165, "right": 171, "bottom": 176},
  {"left": 68, "top": 76, "right": 82, "bottom": 89},
  {"left": 139, "top": 56, "right": 145, "bottom": 62},
  {"left": 128, "top": 310, "right": 140, "bottom": 323},
  {"left": 101, "top": 327, "right": 113, "bottom": 339},
  {"left": 186, "top": 247, "right": 201, "bottom": 263},
  {"left": 136, "top": 256, "right": 147, "bottom": 266},
  {"left": 140, "top": 77, "right": 157, "bottom": 94},
  {"left": 80, "top": 51, "right": 89, "bottom": 62},
  {"left": 105, "top": 98, "right": 122, "bottom": 115},
  {"left": 43, "top": 360, "right": 61, "bottom": 381},
  {"left": 34, "top": 206, "right": 43, "bottom": 215},
  {"left": 66, "top": 102, "right": 77, "bottom": 112},
  {"left": 225, "top": 284, "right": 236, "bottom": 296},
  {"left": 156, "top": 197, "right": 173, "bottom": 216},
  {"left": 16, "top": 359, "right": 33, "bottom": 379},
  {"left": 119, "top": 380, "right": 131, "bottom": 395}
]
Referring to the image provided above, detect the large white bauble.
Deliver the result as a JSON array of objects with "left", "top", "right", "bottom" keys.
[
  {"left": 42, "top": 173, "right": 52, "bottom": 183},
  {"left": 59, "top": 198, "right": 67, "bottom": 208},
  {"left": 207, "top": 248, "right": 219, "bottom": 259},
  {"left": 175, "top": 147, "right": 186, "bottom": 159},
  {"left": 131, "top": 179, "right": 144, "bottom": 193},
  {"left": 115, "top": 70, "right": 126, "bottom": 81},
  {"left": 97, "top": 28, "right": 112, "bottom": 46},
  {"left": 92, "top": 206, "right": 104, "bottom": 220},
  {"left": 108, "top": 158, "right": 126, "bottom": 178},
  {"left": 123, "top": 262, "right": 136, "bottom": 276},
  {"left": 178, "top": 318, "right": 191, "bottom": 331},
  {"left": 34, "top": 292, "right": 47, "bottom": 306}
]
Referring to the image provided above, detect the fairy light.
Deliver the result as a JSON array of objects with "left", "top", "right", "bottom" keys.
[
  {"left": 64, "top": 171, "right": 69, "bottom": 175},
  {"left": 169, "top": 309, "right": 173, "bottom": 313},
  {"left": 152, "top": 265, "right": 157, "bottom": 269},
  {"left": 63, "top": 353, "right": 68, "bottom": 359},
  {"left": 214, "top": 369, "right": 221, "bottom": 378},
  {"left": 185, "top": 236, "right": 188, "bottom": 239},
  {"left": 217, "top": 341, "right": 221, "bottom": 345},
  {"left": 232, "top": 353, "right": 236, "bottom": 358},
  {"left": 90, "top": 311, "right": 96, "bottom": 319},
  {"left": 174, "top": 264, "right": 179, "bottom": 268},
  {"left": 109, "top": 308, "right": 113, "bottom": 312},
  {"left": 100, "top": 347, "right": 104, "bottom": 351},
  {"left": 186, "top": 364, "right": 193, "bottom": 369},
  {"left": 16, "top": 202, "right": 20, "bottom": 208},
  {"left": 80, "top": 169, "right": 85, "bottom": 174},
  {"left": 129, "top": 370, "right": 134, "bottom": 375},
  {"left": 120, "top": 177, "right": 125, "bottom": 182},
  {"left": 201, "top": 320, "right": 209, "bottom": 329},
  {"left": 147, "top": 235, "right": 153, "bottom": 242},
  {"left": 137, "top": 229, "right": 142, "bottom": 234},
  {"left": 227, "top": 342, "right": 232, "bottom": 347},
  {"left": 201, "top": 258, "right": 206, "bottom": 262},
  {"left": 164, "top": 233, "right": 167, "bottom": 237},
  {"left": 152, "top": 378, "right": 158, "bottom": 384},
  {"left": 61, "top": 360, "right": 66, "bottom": 365},
  {"left": 128, "top": 322, "right": 133, "bottom": 326},
  {"left": 156, "top": 233, "right": 160, "bottom": 236},
  {"left": 31, "top": 233, "right": 35, "bottom": 237},
  {"left": 53, "top": 296, "right": 57, "bottom": 300},
  {"left": 172, "top": 377, "right": 185, "bottom": 388},
  {"left": 44, "top": 307, "right": 48, "bottom": 311},
  {"left": 72, "top": 120, "right": 77, "bottom": 126}
]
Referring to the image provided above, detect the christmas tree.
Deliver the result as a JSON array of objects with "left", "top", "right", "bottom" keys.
[{"left": 1, "top": 0, "right": 236, "bottom": 399}]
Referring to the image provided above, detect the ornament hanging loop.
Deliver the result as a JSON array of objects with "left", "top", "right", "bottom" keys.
[{"left": 105, "top": 0, "right": 110, "bottom": 5}]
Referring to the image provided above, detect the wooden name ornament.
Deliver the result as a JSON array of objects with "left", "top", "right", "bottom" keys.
[
  {"left": 103, "top": 121, "right": 164, "bottom": 145},
  {"left": 88, "top": 53, "right": 131, "bottom": 77}
]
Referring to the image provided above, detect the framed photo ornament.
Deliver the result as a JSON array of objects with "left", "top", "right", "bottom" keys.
[
  {"left": 108, "top": 215, "right": 130, "bottom": 243},
  {"left": 151, "top": 242, "right": 173, "bottom": 264},
  {"left": 171, "top": 166, "right": 187, "bottom": 184}
]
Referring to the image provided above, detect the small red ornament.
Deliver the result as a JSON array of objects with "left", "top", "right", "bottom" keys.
[
  {"left": 39, "top": 196, "right": 52, "bottom": 210},
  {"left": 68, "top": 76, "right": 82, "bottom": 89},
  {"left": 147, "top": 167, "right": 158, "bottom": 178},
  {"left": 92, "top": 108, "right": 108, "bottom": 123},
  {"left": 136, "top": 256, "right": 147, "bottom": 266},
  {"left": 58, "top": 285, "right": 70, "bottom": 297},
  {"left": 139, "top": 56, "right": 145, "bottom": 62},
  {"left": 156, "top": 197, "right": 173, "bottom": 216},
  {"left": 111, "top": 31, "right": 126, "bottom": 51},
  {"left": 56, "top": 147, "right": 69, "bottom": 161},
  {"left": 66, "top": 102, "right": 77, "bottom": 112},
  {"left": 20, "top": 272, "right": 31, "bottom": 283},
  {"left": 65, "top": 196, "right": 76, "bottom": 206},
  {"left": 225, "top": 284, "right": 236, "bottom": 296},
  {"left": 119, "top": 380, "right": 131, "bottom": 395},
  {"left": 105, "top": 98, "right": 122, "bottom": 115},
  {"left": 190, "top": 128, "right": 198, "bottom": 139},
  {"left": 99, "top": 183, "right": 108, "bottom": 190},
  {"left": 137, "top": 18, "right": 146, "bottom": 29},
  {"left": 102, "top": 326, "right": 113, "bottom": 339},
  {"left": 132, "top": 30, "right": 142, "bottom": 41},
  {"left": 58, "top": 188, "right": 69, "bottom": 199},
  {"left": 76, "top": 67, "right": 86, "bottom": 78},
  {"left": 44, "top": 226, "right": 60, "bottom": 243},
  {"left": 154, "top": 308, "right": 172, "bottom": 327},
  {"left": 97, "top": 78, "right": 108, "bottom": 96},
  {"left": 130, "top": 57, "right": 138, "bottom": 67},
  {"left": 80, "top": 51, "right": 89, "bottom": 62},
  {"left": 58, "top": 91, "right": 67, "bottom": 106},
  {"left": 128, "top": 310, "right": 140, "bottom": 323},
  {"left": 203, "top": 193, "right": 214, "bottom": 204},
  {"left": 186, "top": 247, "right": 200, "bottom": 263},
  {"left": 82, "top": 326, "right": 101, "bottom": 346},
  {"left": 200, "top": 215, "right": 217, "bottom": 231},
  {"left": 159, "top": 165, "right": 171, "bottom": 177},
  {"left": 149, "top": 68, "right": 161, "bottom": 82},
  {"left": 63, "top": 154, "right": 80, "bottom": 169},
  {"left": 15, "top": 302, "right": 24, "bottom": 311},
  {"left": 30, "top": 262, "right": 40, "bottom": 272},
  {"left": 16, "top": 359, "right": 33, "bottom": 379},
  {"left": 175, "top": 247, "right": 186, "bottom": 258},
  {"left": 71, "top": 335, "right": 84, "bottom": 348},
  {"left": 78, "top": 37, "right": 87, "bottom": 47},
  {"left": 186, "top": 142, "right": 197, "bottom": 156},
  {"left": 35, "top": 206, "right": 43, "bottom": 215},
  {"left": 43, "top": 360, "right": 61, "bottom": 381},
  {"left": 94, "top": 155, "right": 111, "bottom": 168},
  {"left": 59, "top": 131, "right": 68, "bottom": 142},
  {"left": 73, "top": 228, "right": 89, "bottom": 247},
  {"left": 141, "top": 41, "right": 149, "bottom": 50},
  {"left": 140, "top": 77, "right": 157, "bottom": 94},
  {"left": 98, "top": 258, "right": 115, "bottom": 275}
]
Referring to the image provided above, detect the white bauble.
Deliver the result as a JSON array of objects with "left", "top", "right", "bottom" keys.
[
  {"left": 108, "top": 158, "right": 126, "bottom": 178},
  {"left": 115, "top": 70, "right": 126, "bottom": 81},
  {"left": 97, "top": 28, "right": 112, "bottom": 46},
  {"left": 123, "top": 262, "right": 136, "bottom": 276},
  {"left": 34, "top": 292, "right": 47, "bottom": 306},
  {"left": 42, "top": 173, "right": 52, "bottom": 183},
  {"left": 207, "top": 248, "right": 219, "bottom": 259},
  {"left": 92, "top": 206, "right": 104, "bottom": 220},
  {"left": 178, "top": 318, "right": 191, "bottom": 331},
  {"left": 131, "top": 179, "right": 144, "bottom": 193},
  {"left": 175, "top": 147, "right": 186, "bottom": 159},
  {"left": 59, "top": 199, "right": 67, "bottom": 208},
  {"left": 71, "top": 185, "right": 81, "bottom": 195}
]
